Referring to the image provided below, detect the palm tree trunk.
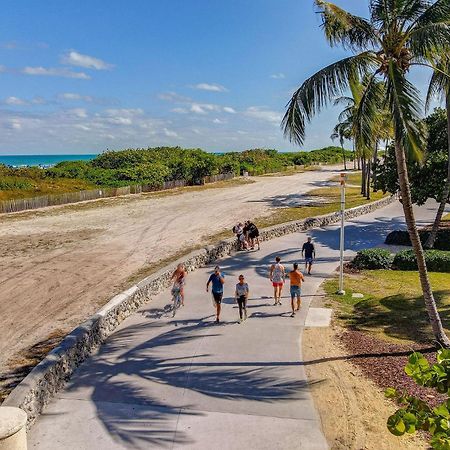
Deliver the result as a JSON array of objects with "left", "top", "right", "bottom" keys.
[
  {"left": 394, "top": 136, "right": 450, "bottom": 346},
  {"left": 372, "top": 141, "right": 379, "bottom": 190},
  {"left": 361, "top": 158, "right": 366, "bottom": 196},
  {"left": 341, "top": 143, "right": 347, "bottom": 170},
  {"left": 425, "top": 92, "right": 450, "bottom": 249},
  {"left": 366, "top": 159, "right": 371, "bottom": 200},
  {"left": 353, "top": 141, "right": 356, "bottom": 169}
]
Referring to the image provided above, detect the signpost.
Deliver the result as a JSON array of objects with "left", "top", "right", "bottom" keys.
[{"left": 337, "top": 173, "right": 347, "bottom": 295}]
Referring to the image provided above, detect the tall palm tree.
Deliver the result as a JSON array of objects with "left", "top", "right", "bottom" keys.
[
  {"left": 425, "top": 55, "right": 450, "bottom": 248},
  {"left": 282, "top": 0, "right": 450, "bottom": 346},
  {"left": 331, "top": 119, "right": 351, "bottom": 170}
]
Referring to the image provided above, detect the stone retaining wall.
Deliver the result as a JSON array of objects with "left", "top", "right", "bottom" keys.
[{"left": 3, "top": 195, "right": 395, "bottom": 426}]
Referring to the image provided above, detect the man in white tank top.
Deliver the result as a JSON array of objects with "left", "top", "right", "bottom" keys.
[{"left": 269, "top": 256, "right": 285, "bottom": 305}]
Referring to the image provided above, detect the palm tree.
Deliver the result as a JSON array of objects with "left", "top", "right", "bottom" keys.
[
  {"left": 425, "top": 56, "right": 450, "bottom": 248},
  {"left": 282, "top": 0, "right": 450, "bottom": 346},
  {"left": 331, "top": 118, "right": 351, "bottom": 170}
]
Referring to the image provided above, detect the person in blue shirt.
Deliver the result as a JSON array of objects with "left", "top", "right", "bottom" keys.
[{"left": 206, "top": 266, "right": 225, "bottom": 323}]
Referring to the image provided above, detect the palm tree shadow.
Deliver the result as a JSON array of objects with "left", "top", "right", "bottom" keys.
[{"left": 59, "top": 315, "right": 312, "bottom": 448}]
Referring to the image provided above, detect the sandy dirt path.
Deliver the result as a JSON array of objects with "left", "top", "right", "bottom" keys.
[{"left": 0, "top": 166, "right": 340, "bottom": 372}]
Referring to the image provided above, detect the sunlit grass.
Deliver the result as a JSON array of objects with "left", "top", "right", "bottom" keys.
[{"left": 324, "top": 270, "right": 450, "bottom": 344}]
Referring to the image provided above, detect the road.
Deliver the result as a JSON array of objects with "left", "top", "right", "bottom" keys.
[
  {"left": 0, "top": 166, "right": 341, "bottom": 373},
  {"left": 28, "top": 199, "right": 447, "bottom": 449}
]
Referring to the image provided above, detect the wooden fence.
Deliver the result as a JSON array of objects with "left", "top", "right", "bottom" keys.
[{"left": 0, "top": 174, "right": 234, "bottom": 214}]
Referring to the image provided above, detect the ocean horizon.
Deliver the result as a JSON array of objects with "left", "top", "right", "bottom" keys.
[{"left": 0, "top": 154, "right": 98, "bottom": 167}]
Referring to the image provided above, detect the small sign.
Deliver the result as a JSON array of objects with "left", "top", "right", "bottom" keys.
[{"left": 340, "top": 173, "right": 347, "bottom": 186}]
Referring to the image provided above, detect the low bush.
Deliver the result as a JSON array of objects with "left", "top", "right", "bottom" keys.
[
  {"left": 385, "top": 229, "right": 450, "bottom": 251},
  {"left": 393, "top": 249, "right": 450, "bottom": 272},
  {"left": 352, "top": 248, "right": 394, "bottom": 270}
]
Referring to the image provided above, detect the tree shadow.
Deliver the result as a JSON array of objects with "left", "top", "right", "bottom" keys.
[
  {"left": 339, "top": 290, "right": 450, "bottom": 343},
  {"left": 52, "top": 314, "right": 312, "bottom": 448}
]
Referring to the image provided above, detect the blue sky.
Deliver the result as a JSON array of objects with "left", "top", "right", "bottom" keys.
[{"left": 0, "top": 0, "right": 436, "bottom": 154}]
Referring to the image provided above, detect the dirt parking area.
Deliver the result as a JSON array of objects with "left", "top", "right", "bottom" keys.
[{"left": 0, "top": 166, "right": 340, "bottom": 399}]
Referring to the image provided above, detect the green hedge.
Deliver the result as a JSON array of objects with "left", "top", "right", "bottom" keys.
[
  {"left": 385, "top": 229, "right": 450, "bottom": 251},
  {"left": 393, "top": 249, "right": 450, "bottom": 272},
  {"left": 352, "top": 249, "right": 394, "bottom": 270}
]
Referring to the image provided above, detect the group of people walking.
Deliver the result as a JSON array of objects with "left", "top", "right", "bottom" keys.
[
  {"left": 171, "top": 237, "right": 316, "bottom": 323},
  {"left": 232, "top": 221, "right": 260, "bottom": 251}
]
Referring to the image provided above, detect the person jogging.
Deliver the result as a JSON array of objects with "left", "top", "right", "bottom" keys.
[
  {"left": 206, "top": 266, "right": 225, "bottom": 323},
  {"left": 234, "top": 274, "right": 249, "bottom": 323},
  {"left": 269, "top": 256, "right": 285, "bottom": 305},
  {"left": 171, "top": 263, "right": 187, "bottom": 306},
  {"left": 302, "top": 237, "right": 316, "bottom": 275},
  {"left": 289, "top": 263, "right": 305, "bottom": 317}
]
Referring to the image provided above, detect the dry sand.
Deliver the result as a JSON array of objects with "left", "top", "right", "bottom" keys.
[
  {"left": 303, "top": 322, "right": 426, "bottom": 449},
  {"left": 0, "top": 166, "right": 340, "bottom": 375}
]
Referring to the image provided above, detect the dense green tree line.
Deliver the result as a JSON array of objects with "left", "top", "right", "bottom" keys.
[{"left": 0, "top": 146, "right": 352, "bottom": 189}]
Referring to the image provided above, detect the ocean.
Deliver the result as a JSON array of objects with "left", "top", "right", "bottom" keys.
[{"left": 0, "top": 154, "right": 98, "bottom": 167}]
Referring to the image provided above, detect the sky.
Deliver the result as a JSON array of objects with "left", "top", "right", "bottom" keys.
[{"left": 0, "top": 0, "right": 438, "bottom": 155}]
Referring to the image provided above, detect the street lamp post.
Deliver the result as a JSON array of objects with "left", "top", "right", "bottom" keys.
[{"left": 337, "top": 173, "right": 346, "bottom": 295}]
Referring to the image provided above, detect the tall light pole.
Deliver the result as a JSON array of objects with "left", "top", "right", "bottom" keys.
[{"left": 337, "top": 172, "right": 346, "bottom": 295}]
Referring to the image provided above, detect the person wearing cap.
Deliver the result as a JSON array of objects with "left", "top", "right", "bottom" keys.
[{"left": 206, "top": 266, "right": 225, "bottom": 323}]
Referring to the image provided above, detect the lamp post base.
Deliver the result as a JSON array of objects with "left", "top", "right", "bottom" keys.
[{"left": 336, "top": 290, "right": 346, "bottom": 295}]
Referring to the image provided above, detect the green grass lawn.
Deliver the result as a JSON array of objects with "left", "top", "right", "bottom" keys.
[
  {"left": 324, "top": 270, "right": 450, "bottom": 344},
  {"left": 331, "top": 171, "right": 362, "bottom": 186},
  {"left": 255, "top": 184, "right": 387, "bottom": 229}
]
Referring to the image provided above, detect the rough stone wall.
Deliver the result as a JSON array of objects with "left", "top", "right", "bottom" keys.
[{"left": 3, "top": 195, "right": 395, "bottom": 426}]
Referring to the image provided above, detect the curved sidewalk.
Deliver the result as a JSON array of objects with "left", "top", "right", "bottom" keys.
[{"left": 29, "top": 200, "right": 443, "bottom": 449}]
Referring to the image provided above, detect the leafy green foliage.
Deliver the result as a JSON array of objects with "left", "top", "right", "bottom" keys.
[
  {"left": 3, "top": 146, "right": 351, "bottom": 192},
  {"left": 352, "top": 248, "right": 393, "bottom": 269},
  {"left": 387, "top": 350, "right": 450, "bottom": 448},
  {"left": 374, "top": 108, "right": 448, "bottom": 204},
  {"left": 393, "top": 249, "right": 450, "bottom": 273}
]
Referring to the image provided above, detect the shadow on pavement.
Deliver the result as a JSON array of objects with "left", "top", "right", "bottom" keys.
[{"left": 53, "top": 315, "right": 313, "bottom": 448}]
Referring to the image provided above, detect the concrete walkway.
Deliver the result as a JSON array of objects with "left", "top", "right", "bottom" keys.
[{"left": 29, "top": 200, "right": 445, "bottom": 449}]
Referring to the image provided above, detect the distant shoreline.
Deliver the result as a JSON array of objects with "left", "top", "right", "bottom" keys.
[{"left": 0, "top": 154, "right": 98, "bottom": 168}]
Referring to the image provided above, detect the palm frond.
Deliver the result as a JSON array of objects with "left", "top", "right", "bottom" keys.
[
  {"left": 425, "top": 56, "right": 450, "bottom": 110},
  {"left": 386, "top": 60, "right": 426, "bottom": 161},
  {"left": 408, "top": 23, "right": 450, "bottom": 59},
  {"left": 412, "top": 0, "right": 450, "bottom": 29},
  {"left": 316, "top": 0, "right": 379, "bottom": 51},
  {"left": 282, "top": 52, "right": 377, "bottom": 145},
  {"left": 353, "top": 73, "right": 385, "bottom": 158}
]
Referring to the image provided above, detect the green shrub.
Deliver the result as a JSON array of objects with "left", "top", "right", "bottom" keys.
[
  {"left": 385, "top": 229, "right": 450, "bottom": 251},
  {"left": 352, "top": 248, "right": 394, "bottom": 269},
  {"left": 0, "top": 177, "right": 34, "bottom": 190},
  {"left": 393, "top": 249, "right": 450, "bottom": 272}
]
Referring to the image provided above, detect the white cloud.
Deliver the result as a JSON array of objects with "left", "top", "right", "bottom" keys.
[
  {"left": 223, "top": 106, "right": 236, "bottom": 114},
  {"left": 244, "top": 106, "right": 282, "bottom": 124},
  {"left": 5, "top": 96, "right": 26, "bottom": 105},
  {"left": 61, "top": 51, "right": 113, "bottom": 70},
  {"left": 163, "top": 128, "right": 178, "bottom": 138},
  {"left": 22, "top": 66, "right": 90, "bottom": 79},
  {"left": 213, "top": 118, "right": 225, "bottom": 124},
  {"left": 191, "top": 83, "right": 227, "bottom": 92},
  {"left": 171, "top": 107, "right": 189, "bottom": 114},
  {"left": 68, "top": 108, "right": 88, "bottom": 119},
  {"left": 59, "top": 92, "right": 95, "bottom": 102},
  {"left": 270, "top": 73, "right": 285, "bottom": 79}
]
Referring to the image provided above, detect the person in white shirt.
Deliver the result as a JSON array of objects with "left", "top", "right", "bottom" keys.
[{"left": 234, "top": 275, "right": 249, "bottom": 323}]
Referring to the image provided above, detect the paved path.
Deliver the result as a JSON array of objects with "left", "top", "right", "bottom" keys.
[{"left": 29, "top": 199, "right": 446, "bottom": 449}]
